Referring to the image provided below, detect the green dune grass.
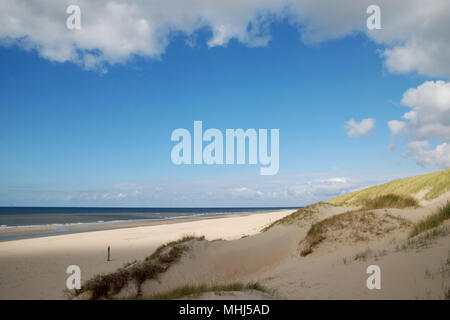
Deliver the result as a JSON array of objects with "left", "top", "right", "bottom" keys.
[
  {"left": 329, "top": 169, "right": 450, "bottom": 206},
  {"left": 361, "top": 194, "right": 418, "bottom": 210},
  {"left": 264, "top": 169, "right": 449, "bottom": 232},
  {"left": 136, "top": 282, "right": 270, "bottom": 300},
  {"left": 409, "top": 202, "right": 450, "bottom": 238}
]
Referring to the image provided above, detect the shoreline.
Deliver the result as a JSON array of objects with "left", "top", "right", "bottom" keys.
[
  {"left": 0, "top": 209, "right": 295, "bottom": 299},
  {"left": 0, "top": 209, "right": 297, "bottom": 242}
]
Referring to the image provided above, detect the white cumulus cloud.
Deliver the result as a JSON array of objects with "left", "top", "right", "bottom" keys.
[
  {"left": 0, "top": 0, "right": 449, "bottom": 76},
  {"left": 403, "top": 141, "right": 450, "bottom": 168},
  {"left": 389, "top": 81, "right": 450, "bottom": 168},
  {"left": 388, "top": 120, "right": 406, "bottom": 136},
  {"left": 345, "top": 118, "right": 375, "bottom": 138}
]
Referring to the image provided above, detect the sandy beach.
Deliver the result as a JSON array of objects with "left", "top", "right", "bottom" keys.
[
  {"left": 2, "top": 0, "right": 450, "bottom": 308},
  {"left": 1, "top": 190, "right": 450, "bottom": 300},
  {"left": 2, "top": 172, "right": 450, "bottom": 301},
  {"left": 0, "top": 209, "right": 293, "bottom": 300}
]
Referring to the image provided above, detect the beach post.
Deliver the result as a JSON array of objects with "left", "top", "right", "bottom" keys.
[{"left": 107, "top": 245, "right": 110, "bottom": 262}]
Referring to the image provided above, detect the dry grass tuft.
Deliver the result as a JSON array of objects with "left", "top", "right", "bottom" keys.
[
  {"left": 299, "top": 211, "right": 410, "bottom": 256},
  {"left": 146, "top": 235, "right": 205, "bottom": 261},
  {"left": 361, "top": 194, "right": 418, "bottom": 210},
  {"left": 261, "top": 202, "right": 326, "bottom": 232},
  {"left": 136, "top": 282, "right": 270, "bottom": 300},
  {"left": 72, "top": 235, "right": 205, "bottom": 300},
  {"left": 409, "top": 202, "right": 450, "bottom": 238},
  {"left": 353, "top": 248, "right": 373, "bottom": 262},
  {"left": 397, "top": 225, "right": 450, "bottom": 252}
]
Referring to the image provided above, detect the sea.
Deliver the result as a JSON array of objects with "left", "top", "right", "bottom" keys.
[{"left": 0, "top": 206, "right": 296, "bottom": 241}]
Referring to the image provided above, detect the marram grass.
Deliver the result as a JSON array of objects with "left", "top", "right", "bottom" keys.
[
  {"left": 409, "top": 202, "right": 450, "bottom": 238},
  {"left": 135, "top": 282, "right": 270, "bottom": 300},
  {"left": 329, "top": 169, "right": 450, "bottom": 206}
]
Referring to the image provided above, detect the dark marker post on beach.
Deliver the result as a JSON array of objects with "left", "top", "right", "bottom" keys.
[{"left": 107, "top": 245, "right": 110, "bottom": 262}]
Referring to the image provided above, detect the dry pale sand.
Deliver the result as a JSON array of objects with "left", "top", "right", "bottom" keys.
[
  {"left": 0, "top": 209, "right": 293, "bottom": 300},
  {"left": 122, "top": 194, "right": 449, "bottom": 300},
  {"left": 2, "top": 192, "right": 450, "bottom": 300},
  {"left": 261, "top": 224, "right": 450, "bottom": 299}
]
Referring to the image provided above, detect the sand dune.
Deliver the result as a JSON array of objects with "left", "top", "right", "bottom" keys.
[
  {"left": 0, "top": 209, "right": 293, "bottom": 299},
  {"left": 75, "top": 192, "right": 450, "bottom": 300},
  {"left": 1, "top": 184, "right": 450, "bottom": 300},
  {"left": 145, "top": 192, "right": 450, "bottom": 300},
  {"left": 137, "top": 225, "right": 301, "bottom": 298}
]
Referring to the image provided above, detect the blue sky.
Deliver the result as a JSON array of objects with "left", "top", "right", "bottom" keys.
[{"left": 1, "top": 1, "right": 449, "bottom": 206}]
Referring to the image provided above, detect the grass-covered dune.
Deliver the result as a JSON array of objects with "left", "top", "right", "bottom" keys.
[
  {"left": 264, "top": 169, "right": 450, "bottom": 233},
  {"left": 329, "top": 169, "right": 450, "bottom": 207},
  {"left": 410, "top": 202, "right": 450, "bottom": 238}
]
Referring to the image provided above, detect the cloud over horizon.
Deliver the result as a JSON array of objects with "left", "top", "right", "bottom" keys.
[{"left": 0, "top": 173, "right": 400, "bottom": 207}]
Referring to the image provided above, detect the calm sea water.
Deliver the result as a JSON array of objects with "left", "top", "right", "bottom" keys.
[
  {"left": 0, "top": 206, "right": 296, "bottom": 241},
  {"left": 0, "top": 206, "right": 295, "bottom": 229}
]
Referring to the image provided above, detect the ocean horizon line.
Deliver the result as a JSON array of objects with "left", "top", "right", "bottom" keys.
[{"left": 0, "top": 206, "right": 298, "bottom": 242}]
